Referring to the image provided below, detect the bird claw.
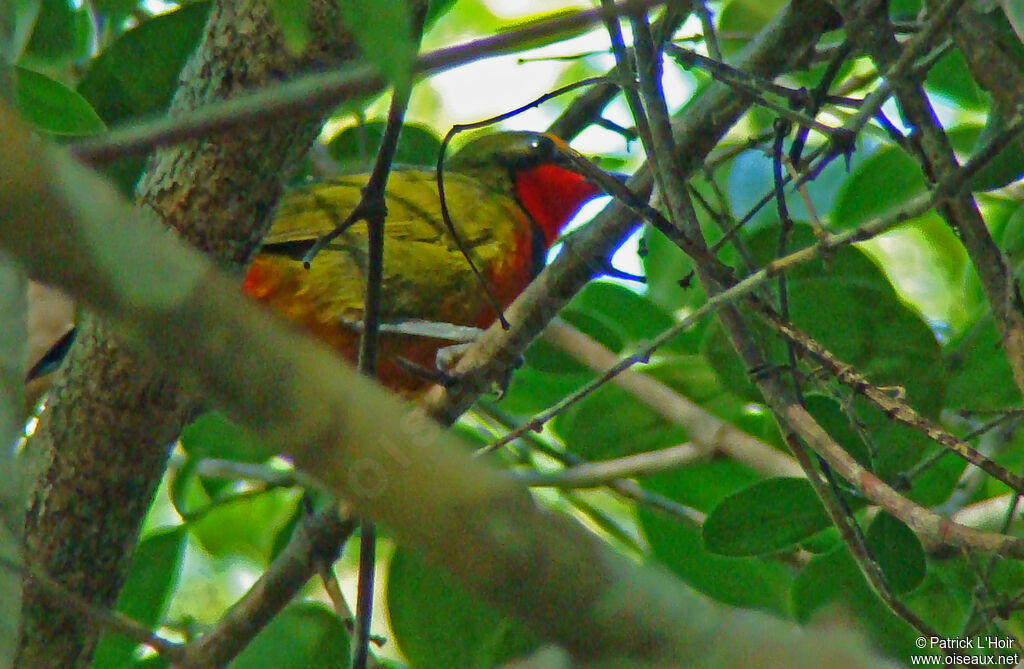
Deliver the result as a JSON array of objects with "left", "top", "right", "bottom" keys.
[
  {"left": 394, "top": 357, "right": 461, "bottom": 389},
  {"left": 354, "top": 319, "right": 523, "bottom": 399},
  {"left": 493, "top": 354, "right": 526, "bottom": 400},
  {"left": 395, "top": 348, "right": 523, "bottom": 400},
  {"left": 434, "top": 342, "right": 472, "bottom": 371}
]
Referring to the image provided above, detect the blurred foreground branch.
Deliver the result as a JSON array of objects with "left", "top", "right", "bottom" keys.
[{"left": 0, "top": 102, "right": 897, "bottom": 668}]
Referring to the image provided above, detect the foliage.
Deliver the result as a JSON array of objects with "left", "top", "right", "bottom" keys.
[{"left": 11, "top": 0, "right": 1024, "bottom": 667}]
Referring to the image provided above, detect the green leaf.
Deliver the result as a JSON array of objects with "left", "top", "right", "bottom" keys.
[
  {"left": 231, "top": 603, "right": 350, "bottom": 669},
  {"left": 644, "top": 169, "right": 752, "bottom": 315},
  {"left": 267, "top": 0, "right": 310, "bottom": 55},
  {"left": 180, "top": 411, "right": 273, "bottom": 464},
  {"left": 76, "top": 2, "right": 211, "bottom": 193},
  {"left": 559, "top": 308, "right": 624, "bottom": 354},
  {"left": 967, "top": 106, "right": 1024, "bottom": 191},
  {"left": 791, "top": 543, "right": 858, "bottom": 623},
  {"left": 1000, "top": 202, "right": 1024, "bottom": 261},
  {"left": 22, "top": 0, "right": 77, "bottom": 61},
  {"left": 639, "top": 506, "right": 792, "bottom": 614},
  {"left": 1002, "top": 0, "right": 1024, "bottom": 44},
  {"left": 93, "top": 527, "right": 187, "bottom": 668},
  {"left": 645, "top": 459, "right": 764, "bottom": 512},
  {"left": 793, "top": 545, "right": 924, "bottom": 657},
  {"left": 638, "top": 460, "right": 792, "bottom": 613},
  {"left": 269, "top": 501, "right": 305, "bottom": 562},
  {"left": 338, "top": 0, "right": 416, "bottom": 86},
  {"left": 717, "top": 0, "right": 787, "bottom": 57},
  {"left": 832, "top": 146, "right": 928, "bottom": 228},
  {"left": 13, "top": 65, "right": 105, "bottom": 135},
  {"left": 498, "top": 363, "right": 591, "bottom": 415},
  {"left": 944, "top": 315, "right": 1022, "bottom": 410},
  {"left": 9, "top": 0, "right": 42, "bottom": 60},
  {"left": 888, "top": 0, "right": 921, "bottom": 19},
  {"left": 805, "top": 392, "right": 935, "bottom": 486},
  {"left": 866, "top": 512, "right": 925, "bottom": 594},
  {"left": 925, "top": 49, "right": 986, "bottom": 111},
  {"left": 642, "top": 223, "right": 707, "bottom": 314},
  {"left": 552, "top": 289, "right": 749, "bottom": 460},
  {"left": 521, "top": 334, "right": 587, "bottom": 375},
  {"left": 553, "top": 381, "right": 687, "bottom": 461},
  {"left": 77, "top": 2, "right": 209, "bottom": 125},
  {"left": 802, "top": 395, "right": 871, "bottom": 468},
  {"left": 566, "top": 281, "right": 695, "bottom": 353},
  {"left": 703, "top": 478, "right": 832, "bottom": 556},
  {"left": 179, "top": 412, "right": 277, "bottom": 507},
  {"left": 863, "top": 213, "right": 970, "bottom": 329},
  {"left": 983, "top": 5, "right": 1024, "bottom": 74},
  {"left": 388, "top": 547, "right": 538, "bottom": 669},
  {"left": 702, "top": 226, "right": 943, "bottom": 478},
  {"left": 943, "top": 202, "right": 1024, "bottom": 409},
  {"left": 93, "top": 0, "right": 140, "bottom": 19},
  {"left": 425, "top": 0, "right": 458, "bottom": 29},
  {"left": 515, "top": 293, "right": 672, "bottom": 403},
  {"left": 648, "top": 356, "right": 746, "bottom": 420},
  {"left": 905, "top": 445, "right": 968, "bottom": 507},
  {"left": 169, "top": 455, "right": 201, "bottom": 521},
  {"left": 189, "top": 488, "right": 301, "bottom": 563},
  {"left": 328, "top": 122, "right": 442, "bottom": 171}
]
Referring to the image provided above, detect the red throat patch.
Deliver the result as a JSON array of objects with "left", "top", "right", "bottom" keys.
[{"left": 514, "top": 163, "right": 601, "bottom": 246}]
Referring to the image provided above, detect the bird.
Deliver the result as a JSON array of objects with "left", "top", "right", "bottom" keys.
[
  {"left": 241, "top": 131, "right": 601, "bottom": 394},
  {"left": 25, "top": 132, "right": 602, "bottom": 398}
]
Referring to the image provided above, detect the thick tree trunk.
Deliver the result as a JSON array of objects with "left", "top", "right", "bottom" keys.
[{"left": 15, "top": 2, "right": 371, "bottom": 665}]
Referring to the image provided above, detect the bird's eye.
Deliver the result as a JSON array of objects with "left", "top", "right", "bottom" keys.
[{"left": 530, "top": 135, "right": 556, "bottom": 161}]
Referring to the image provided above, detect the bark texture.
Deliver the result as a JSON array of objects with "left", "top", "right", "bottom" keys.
[{"left": 17, "top": 2, "right": 367, "bottom": 665}]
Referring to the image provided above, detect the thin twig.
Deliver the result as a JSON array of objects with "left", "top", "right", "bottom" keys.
[
  {"left": 601, "top": 0, "right": 659, "bottom": 184},
  {"left": 541, "top": 320, "right": 802, "bottom": 477},
  {"left": 629, "top": 9, "right": 702, "bottom": 249},
  {"left": 794, "top": 0, "right": 969, "bottom": 188},
  {"left": 350, "top": 13, "right": 424, "bottom": 661},
  {"left": 478, "top": 108, "right": 1022, "bottom": 487},
  {"left": 435, "top": 76, "right": 607, "bottom": 330},
  {"left": 777, "top": 431, "right": 948, "bottom": 646},
  {"left": 666, "top": 44, "right": 842, "bottom": 139},
  {"left": 478, "top": 183, "right": 939, "bottom": 455},
  {"left": 514, "top": 443, "right": 704, "bottom": 488},
  {"left": 0, "top": 556, "right": 185, "bottom": 662},
  {"left": 752, "top": 303, "right": 1024, "bottom": 493},
  {"left": 547, "top": 3, "right": 692, "bottom": 142},
  {"left": 475, "top": 402, "right": 705, "bottom": 527},
  {"left": 179, "top": 505, "right": 357, "bottom": 668},
  {"left": 693, "top": 0, "right": 721, "bottom": 61}
]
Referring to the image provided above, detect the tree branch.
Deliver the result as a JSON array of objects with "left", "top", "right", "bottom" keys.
[
  {"left": 543, "top": 320, "right": 803, "bottom": 478},
  {"left": 0, "top": 99, "right": 900, "bottom": 668},
  {"left": 178, "top": 506, "right": 356, "bottom": 668}
]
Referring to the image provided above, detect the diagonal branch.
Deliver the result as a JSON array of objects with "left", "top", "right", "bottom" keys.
[
  {"left": 0, "top": 100, "right": 901, "bottom": 669},
  {"left": 178, "top": 506, "right": 356, "bottom": 669},
  {"left": 752, "top": 303, "right": 1024, "bottom": 493},
  {"left": 70, "top": 0, "right": 670, "bottom": 167},
  {"left": 543, "top": 320, "right": 803, "bottom": 478}
]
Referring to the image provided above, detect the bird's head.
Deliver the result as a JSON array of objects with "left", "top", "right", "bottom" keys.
[{"left": 447, "top": 131, "right": 603, "bottom": 246}]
